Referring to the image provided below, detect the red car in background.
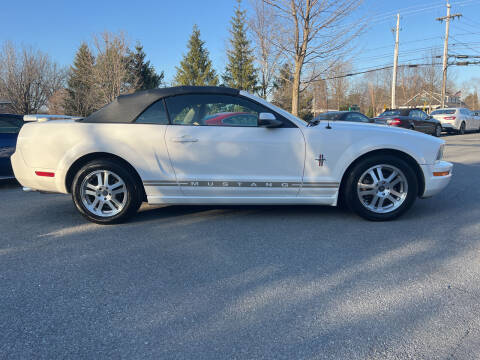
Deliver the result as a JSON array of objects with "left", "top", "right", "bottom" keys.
[{"left": 203, "top": 112, "right": 257, "bottom": 126}]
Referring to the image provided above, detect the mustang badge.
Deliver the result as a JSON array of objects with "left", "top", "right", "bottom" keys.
[{"left": 315, "top": 154, "right": 326, "bottom": 167}]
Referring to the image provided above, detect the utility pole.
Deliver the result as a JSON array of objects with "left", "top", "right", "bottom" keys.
[
  {"left": 437, "top": 2, "right": 462, "bottom": 108},
  {"left": 391, "top": 13, "right": 400, "bottom": 109}
]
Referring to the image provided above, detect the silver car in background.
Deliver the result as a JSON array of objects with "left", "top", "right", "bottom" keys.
[{"left": 431, "top": 108, "right": 480, "bottom": 134}]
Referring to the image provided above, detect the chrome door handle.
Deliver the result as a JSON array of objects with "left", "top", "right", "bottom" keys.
[{"left": 171, "top": 136, "right": 199, "bottom": 143}]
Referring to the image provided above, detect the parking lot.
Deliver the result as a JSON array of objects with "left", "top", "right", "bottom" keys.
[{"left": 0, "top": 133, "right": 478, "bottom": 359}]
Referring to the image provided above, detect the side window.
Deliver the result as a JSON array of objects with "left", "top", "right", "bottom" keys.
[
  {"left": 164, "top": 94, "right": 288, "bottom": 127},
  {"left": 345, "top": 113, "right": 370, "bottom": 123},
  {"left": 408, "top": 110, "right": 417, "bottom": 120},
  {"left": 418, "top": 111, "right": 428, "bottom": 120},
  {"left": 0, "top": 119, "right": 21, "bottom": 134},
  {"left": 135, "top": 100, "right": 169, "bottom": 124},
  {"left": 221, "top": 114, "right": 258, "bottom": 126}
]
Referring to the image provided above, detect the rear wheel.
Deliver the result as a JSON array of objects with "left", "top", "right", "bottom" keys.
[
  {"left": 72, "top": 159, "right": 142, "bottom": 224},
  {"left": 434, "top": 125, "right": 442, "bottom": 137},
  {"left": 344, "top": 155, "right": 418, "bottom": 221},
  {"left": 458, "top": 122, "right": 466, "bottom": 135}
]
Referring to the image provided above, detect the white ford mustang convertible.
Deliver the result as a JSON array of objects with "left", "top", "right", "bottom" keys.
[{"left": 12, "top": 86, "right": 452, "bottom": 224}]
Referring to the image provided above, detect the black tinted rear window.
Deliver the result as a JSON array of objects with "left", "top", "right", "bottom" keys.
[
  {"left": 379, "top": 110, "right": 407, "bottom": 117},
  {"left": 314, "top": 112, "right": 344, "bottom": 120}
]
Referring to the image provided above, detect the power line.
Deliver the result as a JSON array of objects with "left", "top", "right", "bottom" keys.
[
  {"left": 450, "top": 35, "right": 480, "bottom": 55},
  {"left": 314, "top": 60, "right": 478, "bottom": 82}
]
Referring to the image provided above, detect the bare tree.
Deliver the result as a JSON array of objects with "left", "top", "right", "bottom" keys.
[
  {"left": 250, "top": 0, "right": 282, "bottom": 98},
  {"left": 0, "top": 42, "right": 66, "bottom": 114},
  {"left": 262, "top": 0, "right": 363, "bottom": 116},
  {"left": 48, "top": 88, "right": 67, "bottom": 115},
  {"left": 364, "top": 69, "right": 390, "bottom": 116},
  {"left": 93, "top": 32, "right": 132, "bottom": 106},
  {"left": 328, "top": 60, "right": 352, "bottom": 109}
]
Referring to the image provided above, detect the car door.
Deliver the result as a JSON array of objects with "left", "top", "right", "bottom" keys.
[
  {"left": 474, "top": 111, "right": 480, "bottom": 130},
  {"left": 459, "top": 109, "right": 470, "bottom": 130},
  {"left": 410, "top": 110, "right": 427, "bottom": 133},
  {"left": 406, "top": 110, "right": 418, "bottom": 130},
  {"left": 0, "top": 118, "right": 22, "bottom": 177},
  {"left": 418, "top": 110, "right": 435, "bottom": 134},
  {"left": 163, "top": 93, "right": 305, "bottom": 198},
  {"left": 464, "top": 109, "right": 475, "bottom": 130},
  {"left": 129, "top": 99, "right": 183, "bottom": 200}
]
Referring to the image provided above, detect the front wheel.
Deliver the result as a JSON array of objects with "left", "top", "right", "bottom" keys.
[
  {"left": 72, "top": 159, "right": 142, "bottom": 224},
  {"left": 344, "top": 155, "right": 418, "bottom": 221}
]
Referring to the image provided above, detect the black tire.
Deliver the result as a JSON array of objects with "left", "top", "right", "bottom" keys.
[
  {"left": 458, "top": 122, "right": 466, "bottom": 135},
  {"left": 434, "top": 125, "right": 442, "bottom": 137},
  {"left": 71, "top": 159, "right": 143, "bottom": 224},
  {"left": 343, "top": 155, "right": 418, "bottom": 221}
]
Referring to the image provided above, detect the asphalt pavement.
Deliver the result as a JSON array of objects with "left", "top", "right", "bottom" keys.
[{"left": 1, "top": 133, "right": 479, "bottom": 359}]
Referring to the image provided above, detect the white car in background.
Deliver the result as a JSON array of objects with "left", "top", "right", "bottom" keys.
[
  {"left": 431, "top": 108, "right": 480, "bottom": 134},
  {"left": 11, "top": 86, "right": 453, "bottom": 224}
]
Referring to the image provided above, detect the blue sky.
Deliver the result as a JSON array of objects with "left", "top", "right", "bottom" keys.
[{"left": 1, "top": 0, "right": 479, "bottom": 90}]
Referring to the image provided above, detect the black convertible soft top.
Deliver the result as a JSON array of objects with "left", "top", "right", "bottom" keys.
[{"left": 81, "top": 86, "right": 240, "bottom": 123}]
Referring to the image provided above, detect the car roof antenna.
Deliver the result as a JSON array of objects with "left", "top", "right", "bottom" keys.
[{"left": 326, "top": 119, "right": 332, "bottom": 129}]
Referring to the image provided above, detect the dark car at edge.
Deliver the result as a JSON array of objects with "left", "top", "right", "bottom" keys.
[{"left": 0, "top": 114, "right": 24, "bottom": 179}]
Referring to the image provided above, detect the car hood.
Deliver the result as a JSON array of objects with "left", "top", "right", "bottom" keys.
[{"left": 313, "top": 119, "right": 443, "bottom": 143}]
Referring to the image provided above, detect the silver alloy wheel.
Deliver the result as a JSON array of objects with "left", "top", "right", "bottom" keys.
[
  {"left": 357, "top": 164, "right": 408, "bottom": 214},
  {"left": 80, "top": 170, "right": 128, "bottom": 217}
]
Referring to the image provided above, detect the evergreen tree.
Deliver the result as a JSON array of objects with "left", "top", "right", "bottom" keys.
[
  {"left": 272, "top": 63, "right": 293, "bottom": 112},
  {"left": 127, "top": 43, "right": 164, "bottom": 91},
  {"left": 223, "top": 0, "right": 257, "bottom": 91},
  {"left": 64, "top": 43, "right": 96, "bottom": 116},
  {"left": 174, "top": 25, "right": 218, "bottom": 86}
]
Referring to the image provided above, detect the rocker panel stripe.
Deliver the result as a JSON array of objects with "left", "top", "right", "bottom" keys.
[{"left": 143, "top": 180, "right": 339, "bottom": 188}]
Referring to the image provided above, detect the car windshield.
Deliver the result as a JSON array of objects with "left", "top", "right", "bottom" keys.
[
  {"left": 379, "top": 110, "right": 402, "bottom": 117},
  {"left": 315, "top": 112, "right": 344, "bottom": 120},
  {"left": 431, "top": 109, "right": 456, "bottom": 115}
]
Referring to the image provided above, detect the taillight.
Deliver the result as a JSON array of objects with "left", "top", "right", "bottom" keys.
[
  {"left": 387, "top": 118, "right": 402, "bottom": 126},
  {"left": 444, "top": 116, "right": 456, "bottom": 120}
]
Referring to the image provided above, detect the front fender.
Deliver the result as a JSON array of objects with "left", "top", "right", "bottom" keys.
[{"left": 335, "top": 138, "right": 425, "bottom": 179}]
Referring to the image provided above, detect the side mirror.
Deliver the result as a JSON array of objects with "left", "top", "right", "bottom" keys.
[{"left": 258, "top": 112, "right": 282, "bottom": 128}]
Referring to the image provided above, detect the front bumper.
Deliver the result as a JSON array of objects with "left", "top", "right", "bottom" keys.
[{"left": 420, "top": 160, "right": 453, "bottom": 198}]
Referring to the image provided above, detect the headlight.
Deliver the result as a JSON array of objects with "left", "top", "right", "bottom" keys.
[{"left": 436, "top": 144, "right": 444, "bottom": 161}]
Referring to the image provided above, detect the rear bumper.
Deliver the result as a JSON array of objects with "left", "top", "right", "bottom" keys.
[
  {"left": 420, "top": 161, "right": 453, "bottom": 198},
  {"left": 439, "top": 122, "right": 458, "bottom": 131},
  {"left": 11, "top": 150, "right": 66, "bottom": 193}
]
